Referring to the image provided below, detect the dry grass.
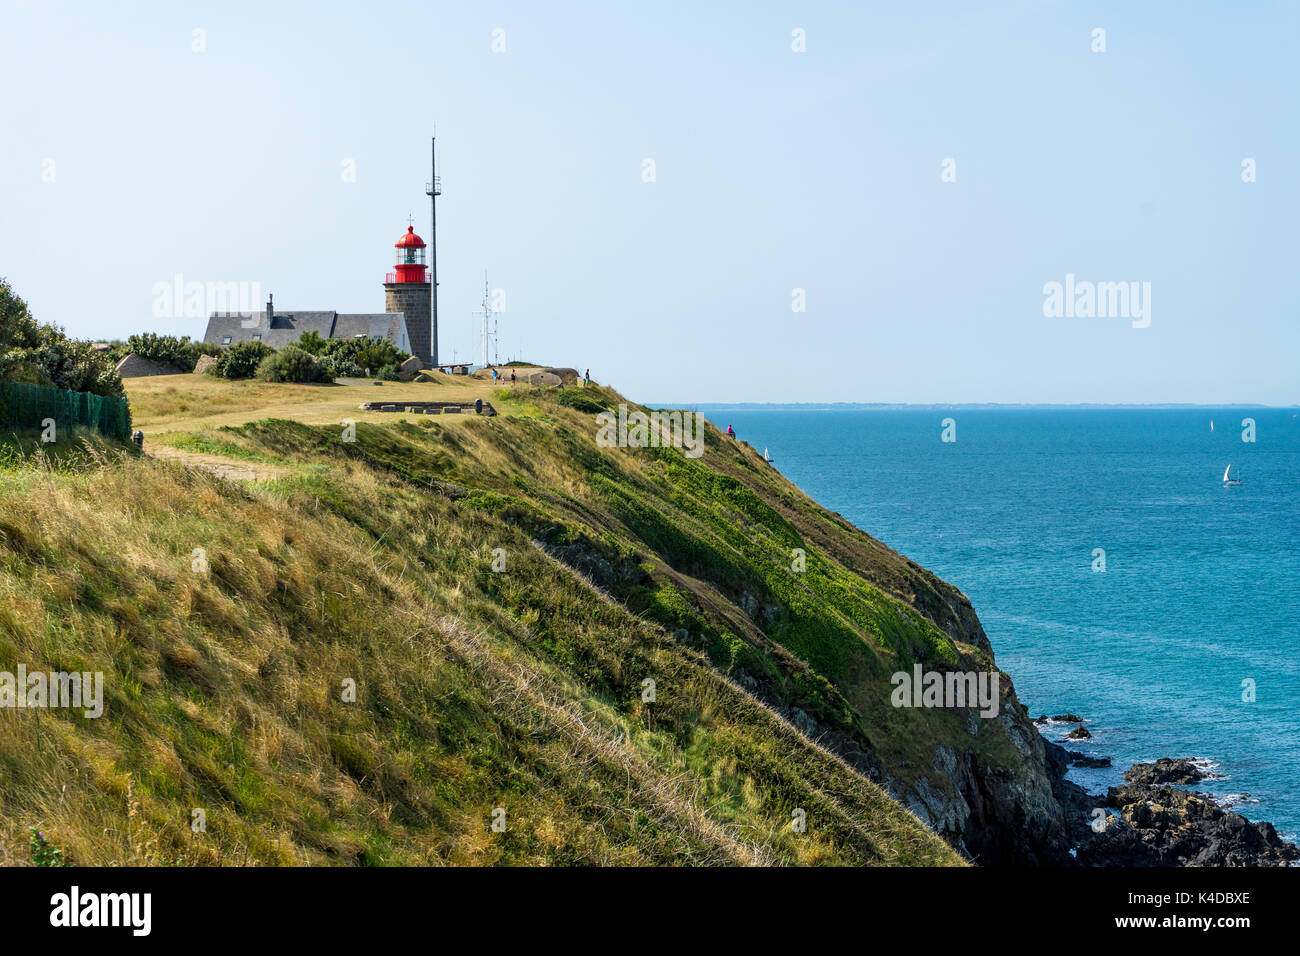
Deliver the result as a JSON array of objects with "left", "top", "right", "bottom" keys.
[
  {"left": 125, "top": 372, "right": 521, "bottom": 434},
  {"left": 0, "top": 425, "right": 961, "bottom": 866}
]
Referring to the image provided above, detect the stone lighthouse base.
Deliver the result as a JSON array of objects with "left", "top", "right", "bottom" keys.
[{"left": 384, "top": 281, "right": 433, "bottom": 368}]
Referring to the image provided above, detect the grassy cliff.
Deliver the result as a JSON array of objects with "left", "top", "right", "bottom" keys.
[{"left": 0, "top": 377, "right": 1064, "bottom": 865}]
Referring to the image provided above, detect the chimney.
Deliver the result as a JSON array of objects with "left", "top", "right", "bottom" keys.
[{"left": 266, "top": 293, "right": 274, "bottom": 326}]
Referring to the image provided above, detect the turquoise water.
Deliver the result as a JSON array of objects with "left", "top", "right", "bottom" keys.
[{"left": 694, "top": 406, "right": 1300, "bottom": 838}]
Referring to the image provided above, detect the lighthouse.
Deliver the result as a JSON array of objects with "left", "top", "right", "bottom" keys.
[{"left": 385, "top": 225, "right": 433, "bottom": 367}]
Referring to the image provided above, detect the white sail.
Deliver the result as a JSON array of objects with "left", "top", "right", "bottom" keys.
[{"left": 1223, "top": 464, "right": 1232, "bottom": 482}]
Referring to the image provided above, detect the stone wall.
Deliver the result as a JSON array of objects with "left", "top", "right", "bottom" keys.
[{"left": 384, "top": 282, "right": 432, "bottom": 367}]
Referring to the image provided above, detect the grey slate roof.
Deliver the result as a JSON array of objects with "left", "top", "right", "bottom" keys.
[{"left": 204, "top": 310, "right": 410, "bottom": 353}]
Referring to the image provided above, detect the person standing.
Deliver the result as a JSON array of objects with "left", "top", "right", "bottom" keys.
[{"left": 584, "top": 368, "right": 591, "bottom": 387}]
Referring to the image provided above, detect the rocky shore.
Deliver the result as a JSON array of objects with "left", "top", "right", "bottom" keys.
[{"left": 1039, "top": 726, "right": 1297, "bottom": 867}]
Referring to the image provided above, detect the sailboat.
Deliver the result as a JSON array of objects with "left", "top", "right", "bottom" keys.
[
  {"left": 763, "top": 448, "right": 775, "bottom": 465},
  {"left": 1223, "top": 463, "right": 1243, "bottom": 486}
]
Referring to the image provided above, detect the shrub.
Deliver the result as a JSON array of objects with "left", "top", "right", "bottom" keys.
[
  {"left": 1, "top": 277, "right": 124, "bottom": 398},
  {"left": 191, "top": 340, "right": 223, "bottom": 363},
  {"left": 352, "top": 339, "right": 408, "bottom": 375},
  {"left": 257, "top": 345, "right": 332, "bottom": 383},
  {"left": 32, "top": 327, "right": 126, "bottom": 397},
  {"left": 324, "top": 356, "right": 363, "bottom": 378},
  {"left": 212, "top": 341, "right": 273, "bottom": 379},
  {"left": 557, "top": 390, "right": 607, "bottom": 414},
  {"left": 319, "top": 336, "right": 409, "bottom": 379},
  {"left": 125, "top": 333, "right": 204, "bottom": 372},
  {"left": 29, "top": 828, "right": 65, "bottom": 867},
  {"left": 295, "top": 330, "right": 329, "bottom": 355}
]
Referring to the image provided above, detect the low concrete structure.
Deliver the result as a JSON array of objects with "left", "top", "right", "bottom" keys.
[
  {"left": 397, "top": 355, "right": 423, "bottom": 381},
  {"left": 116, "top": 354, "right": 182, "bottom": 378},
  {"left": 474, "top": 366, "right": 577, "bottom": 386},
  {"left": 358, "top": 400, "right": 495, "bottom": 417}
]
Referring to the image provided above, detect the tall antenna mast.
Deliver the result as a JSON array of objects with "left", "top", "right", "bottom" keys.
[
  {"left": 424, "top": 136, "right": 441, "bottom": 367},
  {"left": 480, "top": 271, "right": 491, "bottom": 367}
]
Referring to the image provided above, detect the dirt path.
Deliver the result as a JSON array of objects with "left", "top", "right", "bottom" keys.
[{"left": 146, "top": 444, "right": 291, "bottom": 482}]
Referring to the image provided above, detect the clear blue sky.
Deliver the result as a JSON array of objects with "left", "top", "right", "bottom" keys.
[{"left": 2, "top": 1, "right": 1296, "bottom": 403}]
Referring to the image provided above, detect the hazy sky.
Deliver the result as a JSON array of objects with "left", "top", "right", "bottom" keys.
[{"left": 2, "top": 1, "right": 1296, "bottom": 403}]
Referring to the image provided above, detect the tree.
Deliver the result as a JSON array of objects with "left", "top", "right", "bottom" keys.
[{"left": 0, "top": 276, "right": 124, "bottom": 397}]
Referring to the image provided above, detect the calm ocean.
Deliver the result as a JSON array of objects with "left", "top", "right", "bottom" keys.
[{"left": 694, "top": 406, "right": 1300, "bottom": 839}]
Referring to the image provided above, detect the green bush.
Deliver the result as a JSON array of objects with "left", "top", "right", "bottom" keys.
[
  {"left": 323, "top": 356, "right": 363, "bottom": 378},
  {"left": 124, "top": 333, "right": 217, "bottom": 373},
  {"left": 295, "top": 330, "right": 329, "bottom": 355},
  {"left": 29, "top": 828, "right": 65, "bottom": 867},
  {"left": 557, "top": 390, "right": 607, "bottom": 414},
  {"left": 212, "top": 341, "right": 273, "bottom": 379},
  {"left": 319, "top": 336, "right": 408, "bottom": 379},
  {"left": 1, "top": 277, "right": 124, "bottom": 398},
  {"left": 257, "top": 345, "right": 332, "bottom": 383}
]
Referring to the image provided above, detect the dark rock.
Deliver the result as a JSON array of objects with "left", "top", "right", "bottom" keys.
[
  {"left": 1124, "top": 757, "right": 1221, "bottom": 787},
  {"left": 1077, "top": 782, "right": 1298, "bottom": 867},
  {"left": 1036, "top": 725, "right": 1295, "bottom": 868},
  {"left": 1041, "top": 740, "right": 1094, "bottom": 848},
  {"left": 1033, "top": 713, "right": 1084, "bottom": 725},
  {"left": 1068, "top": 751, "right": 1112, "bottom": 769},
  {"left": 1065, "top": 724, "right": 1091, "bottom": 740}
]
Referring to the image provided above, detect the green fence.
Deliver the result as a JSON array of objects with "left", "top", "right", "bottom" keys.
[{"left": 0, "top": 380, "right": 132, "bottom": 442}]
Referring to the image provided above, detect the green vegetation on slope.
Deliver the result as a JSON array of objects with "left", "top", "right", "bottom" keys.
[{"left": 0, "top": 406, "right": 962, "bottom": 865}]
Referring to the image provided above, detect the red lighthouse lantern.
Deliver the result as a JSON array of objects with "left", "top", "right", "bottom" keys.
[{"left": 388, "top": 225, "right": 428, "bottom": 283}]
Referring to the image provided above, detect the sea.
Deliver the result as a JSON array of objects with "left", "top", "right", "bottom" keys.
[{"left": 692, "top": 405, "right": 1300, "bottom": 840}]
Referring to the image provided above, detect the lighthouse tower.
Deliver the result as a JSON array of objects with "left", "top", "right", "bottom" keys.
[{"left": 385, "top": 225, "right": 433, "bottom": 367}]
